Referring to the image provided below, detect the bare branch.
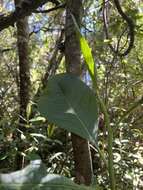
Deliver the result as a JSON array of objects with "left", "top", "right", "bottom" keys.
[
  {"left": 103, "top": 0, "right": 135, "bottom": 56},
  {"left": 113, "top": 0, "right": 135, "bottom": 56},
  {"left": 0, "top": 0, "right": 60, "bottom": 32},
  {"left": 33, "top": 3, "right": 65, "bottom": 14}
]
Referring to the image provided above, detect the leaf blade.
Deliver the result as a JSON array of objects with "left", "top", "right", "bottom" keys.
[{"left": 37, "top": 74, "right": 98, "bottom": 143}]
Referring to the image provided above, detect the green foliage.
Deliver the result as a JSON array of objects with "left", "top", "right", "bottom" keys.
[
  {"left": 0, "top": 1, "right": 143, "bottom": 189},
  {"left": 38, "top": 73, "right": 98, "bottom": 143}
]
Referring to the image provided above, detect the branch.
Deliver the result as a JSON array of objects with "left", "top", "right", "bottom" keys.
[
  {"left": 0, "top": 0, "right": 60, "bottom": 32},
  {"left": 103, "top": 0, "right": 135, "bottom": 56},
  {"left": 0, "top": 48, "right": 14, "bottom": 53},
  {"left": 33, "top": 3, "right": 65, "bottom": 14},
  {"left": 113, "top": 0, "right": 135, "bottom": 56}
]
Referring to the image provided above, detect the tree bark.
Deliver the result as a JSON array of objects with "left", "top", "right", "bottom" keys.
[
  {"left": 65, "top": 0, "right": 93, "bottom": 185},
  {"left": 17, "top": 17, "right": 30, "bottom": 126},
  {"left": 14, "top": 0, "right": 30, "bottom": 169}
]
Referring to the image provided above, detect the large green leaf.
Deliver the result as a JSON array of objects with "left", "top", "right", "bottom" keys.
[
  {"left": 38, "top": 174, "right": 93, "bottom": 190},
  {"left": 0, "top": 160, "right": 47, "bottom": 190},
  {"left": 0, "top": 160, "right": 98, "bottom": 190},
  {"left": 37, "top": 73, "right": 98, "bottom": 143}
]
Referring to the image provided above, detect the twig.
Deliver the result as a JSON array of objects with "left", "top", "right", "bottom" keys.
[
  {"left": 33, "top": 3, "right": 65, "bottom": 14},
  {"left": 103, "top": 0, "right": 135, "bottom": 56},
  {"left": 0, "top": 0, "right": 60, "bottom": 31}
]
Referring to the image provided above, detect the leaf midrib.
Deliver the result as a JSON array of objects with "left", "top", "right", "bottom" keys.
[{"left": 58, "top": 81, "right": 92, "bottom": 141}]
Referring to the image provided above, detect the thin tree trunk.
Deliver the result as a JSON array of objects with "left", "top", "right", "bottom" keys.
[
  {"left": 14, "top": 0, "right": 30, "bottom": 169},
  {"left": 16, "top": 19, "right": 30, "bottom": 126},
  {"left": 65, "top": 0, "right": 93, "bottom": 185}
]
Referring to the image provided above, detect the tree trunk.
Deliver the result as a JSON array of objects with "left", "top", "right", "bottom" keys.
[
  {"left": 16, "top": 19, "right": 30, "bottom": 126},
  {"left": 14, "top": 0, "right": 30, "bottom": 169},
  {"left": 65, "top": 0, "right": 93, "bottom": 185}
]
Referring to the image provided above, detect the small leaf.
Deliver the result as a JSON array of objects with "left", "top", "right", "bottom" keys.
[
  {"left": 30, "top": 133, "right": 47, "bottom": 140},
  {"left": 37, "top": 73, "right": 98, "bottom": 143},
  {"left": 0, "top": 155, "right": 8, "bottom": 161},
  {"left": 26, "top": 102, "right": 32, "bottom": 120},
  {"left": 21, "top": 133, "right": 26, "bottom": 140},
  {"left": 47, "top": 124, "right": 55, "bottom": 137},
  {"left": 29, "top": 116, "right": 46, "bottom": 123}
]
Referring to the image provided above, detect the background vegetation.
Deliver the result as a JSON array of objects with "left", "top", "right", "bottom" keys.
[{"left": 0, "top": 0, "right": 143, "bottom": 189}]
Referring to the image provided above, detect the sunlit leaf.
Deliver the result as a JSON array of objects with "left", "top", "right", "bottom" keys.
[
  {"left": 47, "top": 124, "right": 56, "bottom": 137},
  {"left": 30, "top": 133, "right": 47, "bottom": 140},
  {"left": 26, "top": 102, "right": 32, "bottom": 120},
  {"left": 29, "top": 116, "right": 46, "bottom": 123},
  {"left": 71, "top": 14, "right": 96, "bottom": 82}
]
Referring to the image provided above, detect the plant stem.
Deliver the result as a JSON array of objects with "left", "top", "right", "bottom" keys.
[
  {"left": 91, "top": 58, "right": 115, "bottom": 189},
  {"left": 93, "top": 81, "right": 116, "bottom": 190},
  {"left": 98, "top": 94, "right": 115, "bottom": 190}
]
